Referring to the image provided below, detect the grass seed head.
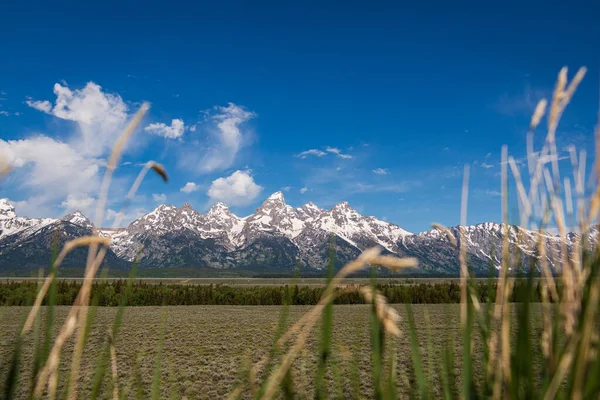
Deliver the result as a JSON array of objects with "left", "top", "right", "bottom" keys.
[
  {"left": 150, "top": 162, "right": 169, "bottom": 182},
  {"left": 431, "top": 223, "right": 457, "bottom": 246},
  {"left": 370, "top": 255, "right": 419, "bottom": 270},
  {"left": 360, "top": 286, "right": 401, "bottom": 336},
  {"left": 530, "top": 98, "right": 548, "bottom": 131}
]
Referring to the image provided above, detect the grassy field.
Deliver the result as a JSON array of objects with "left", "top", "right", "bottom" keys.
[{"left": 0, "top": 304, "right": 544, "bottom": 399}]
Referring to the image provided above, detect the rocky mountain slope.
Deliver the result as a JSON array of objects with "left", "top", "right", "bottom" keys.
[{"left": 0, "top": 193, "right": 591, "bottom": 274}]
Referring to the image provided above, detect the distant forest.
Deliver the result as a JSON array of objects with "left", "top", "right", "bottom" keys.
[{"left": 0, "top": 280, "right": 545, "bottom": 306}]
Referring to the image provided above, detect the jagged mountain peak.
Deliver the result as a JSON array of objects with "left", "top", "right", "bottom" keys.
[
  {"left": 0, "top": 199, "right": 16, "bottom": 220},
  {"left": 155, "top": 204, "right": 177, "bottom": 213},
  {"left": 208, "top": 202, "right": 230, "bottom": 213},
  {"left": 205, "top": 203, "right": 240, "bottom": 223},
  {"left": 254, "top": 191, "right": 293, "bottom": 217},
  {"left": 267, "top": 191, "right": 285, "bottom": 201},
  {"left": 180, "top": 202, "right": 194, "bottom": 210},
  {"left": 256, "top": 191, "right": 288, "bottom": 210},
  {"left": 127, "top": 203, "right": 180, "bottom": 234},
  {"left": 297, "top": 202, "right": 323, "bottom": 221},
  {"left": 331, "top": 201, "right": 354, "bottom": 212},
  {"left": 62, "top": 211, "right": 93, "bottom": 229}
]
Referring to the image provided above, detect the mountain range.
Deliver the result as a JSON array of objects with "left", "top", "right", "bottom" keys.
[{"left": 0, "top": 192, "right": 592, "bottom": 275}]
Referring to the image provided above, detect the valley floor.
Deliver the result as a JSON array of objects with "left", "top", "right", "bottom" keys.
[{"left": 0, "top": 304, "right": 544, "bottom": 399}]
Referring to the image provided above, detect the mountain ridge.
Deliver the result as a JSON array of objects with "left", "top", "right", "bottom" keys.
[{"left": 0, "top": 193, "right": 592, "bottom": 274}]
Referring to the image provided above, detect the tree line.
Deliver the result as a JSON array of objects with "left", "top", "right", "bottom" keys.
[{"left": 0, "top": 280, "right": 546, "bottom": 306}]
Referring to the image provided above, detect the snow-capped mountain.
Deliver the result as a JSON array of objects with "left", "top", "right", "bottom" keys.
[
  {"left": 0, "top": 199, "right": 57, "bottom": 240},
  {"left": 310, "top": 201, "right": 411, "bottom": 252},
  {"left": 62, "top": 211, "right": 94, "bottom": 231},
  {"left": 0, "top": 193, "right": 593, "bottom": 274},
  {"left": 0, "top": 201, "right": 127, "bottom": 271}
]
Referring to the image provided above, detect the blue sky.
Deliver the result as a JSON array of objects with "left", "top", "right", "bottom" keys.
[{"left": 0, "top": 1, "right": 598, "bottom": 232}]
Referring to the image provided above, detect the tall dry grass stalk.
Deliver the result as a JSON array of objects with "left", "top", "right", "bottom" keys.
[
  {"left": 67, "top": 103, "right": 151, "bottom": 400},
  {"left": 483, "top": 66, "right": 598, "bottom": 399},
  {"left": 9, "top": 102, "right": 170, "bottom": 399},
  {"left": 20, "top": 236, "right": 111, "bottom": 336}
]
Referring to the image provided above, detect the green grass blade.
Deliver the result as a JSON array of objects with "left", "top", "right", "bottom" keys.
[
  {"left": 440, "top": 338, "right": 455, "bottom": 400},
  {"left": 461, "top": 271, "right": 474, "bottom": 400},
  {"left": 385, "top": 340, "right": 398, "bottom": 400},
  {"left": 425, "top": 309, "right": 435, "bottom": 393},
  {"left": 30, "top": 269, "right": 44, "bottom": 395},
  {"left": 3, "top": 333, "right": 22, "bottom": 400},
  {"left": 315, "top": 234, "right": 335, "bottom": 400},
  {"left": 405, "top": 304, "right": 428, "bottom": 399}
]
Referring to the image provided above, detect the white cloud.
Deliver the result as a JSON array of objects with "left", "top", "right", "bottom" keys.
[
  {"left": 8, "top": 196, "right": 54, "bottom": 219},
  {"left": 106, "top": 208, "right": 125, "bottom": 222},
  {"left": 295, "top": 149, "right": 326, "bottom": 158},
  {"left": 144, "top": 118, "right": 186, "bottom": 139},
  {"left": 189, "top": 124, "right": 197, "bottom": 132},
  {"left": 180, "top": 182, "right": 199, "bottom": 193},
  {"left": 481, "top": 163, "right": 494, "bottom": 169},
  {"left": 180, "top": 103, "right": 255, "bottom": 174},
  {"left": 325, "top": 146, "right": 352, "bottom": 159},
  {"left": 61, "top": 193, "right": 96, "bottom": 212},
  {"left": 8, "top": 82, "right": 153, "bottom": 220},
  {"left": 26, "top": 82, "right": 129, "bottom": 157},
  {"left": 300, "top": 186, "right": 308, "bottom": 194},
  {"left": 0, "top": 136, "right": 102, "bottom": 207},
  {"left": 207, "top": 170, "right": 263, "bottom": 206},
  {"left": 372, "top": 168, "right": 389, "bottom": 175},
  {"left": 105, "top": 208, "right": 147, "bottom": 226},
  {"left": 281, "top": 186, "right": 291, "bottom": 192},
  {"left": 0, "top": 111, "right": 9, "bottom": 116},
  {"left": 9, "top": 198, "right": 30, "bottom": 212},
  {"left": 152, "top": 193, "right": 167, "bottom": 202},
  {"left": 26, "top": 99, "right": 52, "bottom": 113}
]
